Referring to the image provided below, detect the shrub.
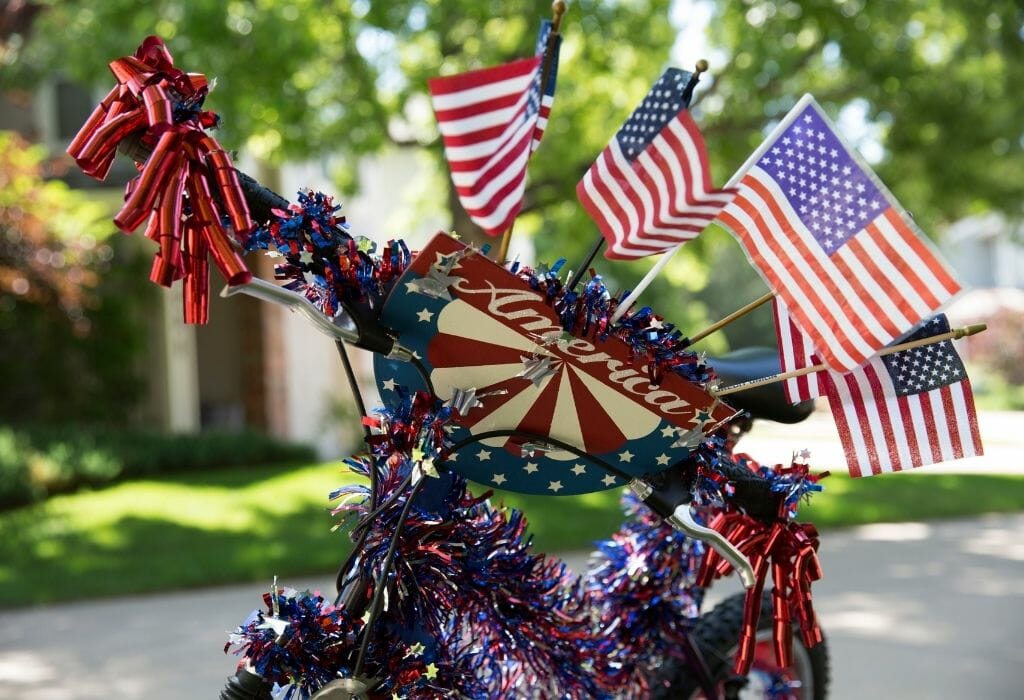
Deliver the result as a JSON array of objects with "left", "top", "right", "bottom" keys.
[{"left": 0, "top": 425, "right": 317, "bottom": 510}]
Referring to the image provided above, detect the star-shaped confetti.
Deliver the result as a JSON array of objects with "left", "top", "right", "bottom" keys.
[
  {"left": 517, "top": 354, "right": 559, "bottom": 387},
  {"left": 424, "top": 663, "right": 439, "bottom": 680}
]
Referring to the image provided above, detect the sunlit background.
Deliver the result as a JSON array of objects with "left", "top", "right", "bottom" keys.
[{"left": 0, "top": 1, "right": 1022, "bottom": 698}]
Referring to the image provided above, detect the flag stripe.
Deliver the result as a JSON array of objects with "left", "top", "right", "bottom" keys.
[
  {"left": 772, "top": 298, "right": 824, "bottom": 403},
  {"left": 960, "top": 380, "right": 984, "bottom": 454},
  {"left": 895, "top": 394, "right": 923, "bottom": 468},
  {"left": 428, "top": 57, "right": 538, "bottom": 100},
  {"left": 939, "top": 385, "right": 963, "bottom": 459}
]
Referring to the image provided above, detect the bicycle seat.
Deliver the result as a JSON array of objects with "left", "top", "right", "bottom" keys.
[{"left": 709, "top": 347, "right": 815, "bottom": 424}]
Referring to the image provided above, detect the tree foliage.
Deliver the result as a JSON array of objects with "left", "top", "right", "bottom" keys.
[
  {"left": 8, "top": 0, "right": 1023, "bottom": 348},
  {"left": 0, "top": 132, "right": 148, "bottom": 423}
]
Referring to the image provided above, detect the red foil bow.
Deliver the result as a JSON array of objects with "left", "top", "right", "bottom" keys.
[
  {"left": 67, "top": 35, "right": 253, "bottom": 323},
  {"left": 696, "top": 510, "right": 824, "bottom": 677}
]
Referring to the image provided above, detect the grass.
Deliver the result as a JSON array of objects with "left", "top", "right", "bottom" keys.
[{"left": 4, "top": 462, "right": 1024, "bottom": 608}]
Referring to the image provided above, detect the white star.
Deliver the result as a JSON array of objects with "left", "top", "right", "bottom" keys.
[
  {"left": 416, "top": 308, "right": 434, "bottom": 323},
  {"left": 492, "top": 473, "right": 507, "bottom": 485},
  {"left": 571, "top": 464, "right": 586, "bottom": 476},
  {"left": 476, "top": 449, "right": 492, "bottom": 461},
  {"left": 655, "top": 453, "right": 671, "bottom": 466},
  {"left": 524, "top": 462, "right": 538, "bottom": 474},
  {"left": 618, "top": 450, "right": 634, "bottom": 463},
  {"left": 548, "top": 480, "right": 563, "bottom": 493},
  {"left": 660, "top": 426, "right": 677, "bottom": 438},
  {"left": 601, "top": 474, "right": 618, "bottom": 487},
  {"left": 381, "top": 378, "right": 397, "bottom": 391}
]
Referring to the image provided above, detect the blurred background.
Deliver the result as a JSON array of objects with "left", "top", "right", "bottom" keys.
[{"left": 0, "top": 0, "right": 1022, "bottom": 697}]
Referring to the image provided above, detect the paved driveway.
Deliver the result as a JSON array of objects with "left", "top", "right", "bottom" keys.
[{"left": 3, "top": 514, "right": 1022, "bottom": 699}]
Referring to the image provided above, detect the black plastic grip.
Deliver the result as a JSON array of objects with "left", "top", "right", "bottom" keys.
[
  {"left": 218, "top": 667, "right": 273, "bottom": 700},
  {"left": 234, "top": 170, "right": 291, "bottom": 224},
  {"left": 714, "top": 460, "right": 783, "bottom": 522}
]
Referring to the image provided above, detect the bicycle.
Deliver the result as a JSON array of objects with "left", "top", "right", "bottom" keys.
[{"left": 68, "top": 36, "right": 832, "bottom": 700}]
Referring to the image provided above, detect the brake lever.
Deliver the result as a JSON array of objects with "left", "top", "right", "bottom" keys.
[
  {"left": 668, "top": 503, "right": 756, "bottom": 588},
  {"left": 221, "top": 278, "right": 415, "bottom": 362},
  {"left": 630, "top": 478, "right": 756, "bottom": 589}
]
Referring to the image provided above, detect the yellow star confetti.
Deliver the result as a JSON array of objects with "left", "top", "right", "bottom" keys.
[{"left": 424, "top": 662, "right": 439, "bottom": 680}]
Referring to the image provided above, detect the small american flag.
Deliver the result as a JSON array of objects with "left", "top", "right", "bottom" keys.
[
  {"left": 576, "top": 68, "right": 735, "bottom": 260},
  {"left": 773, "top": 297, "right": 825, "bottom": 404},
  {"left": 429, "top": 20, "right": 560, "bottom": 237},
  {"left": 824, "top": 315, "right": 983, "bottom": 477},
  {"left": 716, "top": 95, "right": 961, "bottom": 372}
]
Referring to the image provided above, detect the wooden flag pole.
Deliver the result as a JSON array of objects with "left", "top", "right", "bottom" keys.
[
  {"left": 688, "top": 291, "right": 774, "bottom": 345},
  {"left": 711, "top": 323, "right": 988, "bottom": 397},
  {"left": 495, "top": 0, "right": 567, "bottom": 264}
]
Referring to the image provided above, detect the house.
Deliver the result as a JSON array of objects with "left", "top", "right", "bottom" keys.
[{"left": 1, "top": 75, "right": 451, "bottom": 457}]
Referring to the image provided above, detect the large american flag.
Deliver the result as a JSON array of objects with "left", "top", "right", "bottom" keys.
[
  {"left": 716, "top": 95, "right": 961, "bottom": 372},
  {"left": 824, "top": 315, "right": 983, "bottom": 477},
  {"left": 576, "top": 68, "right": 735, "bottom": 260},
  {"left": 428, "top": 20, "right": 560, "bottom": 237},
  {"left": 773, "top": 297, "right": 825, "bottom": 404}
]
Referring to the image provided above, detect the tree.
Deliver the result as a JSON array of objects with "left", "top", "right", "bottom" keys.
[
  {"left": 0, "top": 132, "right": 148, "bottom": 423},
  {"left": 8, "top": 1, "right": 1022, "bottom": 349}
]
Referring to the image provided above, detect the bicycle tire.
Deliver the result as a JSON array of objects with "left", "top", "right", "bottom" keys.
[{"left": 649, "top": 591, "right": 830, "bottom": 700}]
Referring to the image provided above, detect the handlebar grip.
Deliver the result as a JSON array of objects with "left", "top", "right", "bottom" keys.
[
  {"left": 219, "top": 667, "right": 273, "bottom": 700},
  {"left": 234, "top": 170, "right": 291, "bottom": 224},
  {"left": 715, "top": 460, "right": 783, "bottom": 522}
]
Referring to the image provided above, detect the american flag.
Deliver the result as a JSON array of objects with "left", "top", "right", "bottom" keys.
[
  {"left": 716, "top": 95, "right": 962, "bottom": 372},
  {"left": 773, "top": 297, "right": 825, "bottom": 404},
  {"left": 576, "top": 68, "right": 735, "bottom": 260},
  {"left": 824, "top": 315, "right": 983, "bottom": 477},
  {"left": 428, "top": 20, "right": 560, "bottom": 237}
]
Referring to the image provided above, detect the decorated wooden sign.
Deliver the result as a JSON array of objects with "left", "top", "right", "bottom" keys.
[{"left": 373, "top": 233, "right": 735, "bottom": 495}]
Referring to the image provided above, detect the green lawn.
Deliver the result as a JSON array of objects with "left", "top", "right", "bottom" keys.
[{"left": 4, "top": 462, "right": 1024, "bottom": 608}]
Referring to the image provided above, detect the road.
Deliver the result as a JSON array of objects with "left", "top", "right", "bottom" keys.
[{"left": 3, "top": 514, "right": 1022, "bottom": 699}]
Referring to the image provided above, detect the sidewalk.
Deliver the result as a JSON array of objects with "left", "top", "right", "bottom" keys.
[
  {"left": 740, "top": 408, "right": 1023, "bottom": 475},
  {"left": 3, "top": 514, "right": 1023, "bottom": 699}
]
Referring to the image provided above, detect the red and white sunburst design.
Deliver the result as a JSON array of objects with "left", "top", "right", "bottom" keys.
[
  {"left": 428, "top": 297, "right": 664, "bottom": 459},
  {"left": 389, "top": 233, "right": 734, "bottom": 468}
]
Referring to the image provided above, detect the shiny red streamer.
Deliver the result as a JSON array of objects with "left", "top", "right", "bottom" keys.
[
  {"left": 696, "top": 510, "right": 824, "bottom": 677},
  {"left": 67, "top": 35, "right": 253, "bottom": 323}
]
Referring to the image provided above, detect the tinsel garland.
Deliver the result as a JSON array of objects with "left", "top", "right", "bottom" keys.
[
  {"left": 226, "top": 391, "right": 823, "bottom": 698},
  {"left": 244, "top": 189, "right": 411, "bottom": 317},
  {"left": 513, "top": 260, "right": 716, "bottom": 385},
  {"left": 230, "top": 391, "right": 609, "bottom": 698},
  {"left": 583, "top": 490, "right": 705, "bottom": 694}
]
